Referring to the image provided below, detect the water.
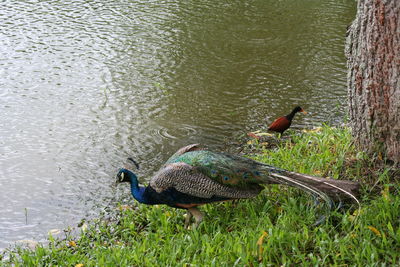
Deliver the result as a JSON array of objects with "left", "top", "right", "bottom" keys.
[{"left": 0, "top": 0, "right": 355, "bottom": 249}]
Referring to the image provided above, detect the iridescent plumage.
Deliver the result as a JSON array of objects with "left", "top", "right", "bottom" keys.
[{"left": 117, "top": 144, "right": 359, "bottom": 228}]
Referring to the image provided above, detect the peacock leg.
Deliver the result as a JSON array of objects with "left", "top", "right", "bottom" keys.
[
  {"left": 188, "top": 207, "right": 204, "bottom": 229},
  {"left": 184, "top": 210, "right": 192, "bottom": 229}
]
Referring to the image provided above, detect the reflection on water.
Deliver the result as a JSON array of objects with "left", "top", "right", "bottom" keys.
[{"left": 0, "top": 0, "right": 355, "bottom": 248}]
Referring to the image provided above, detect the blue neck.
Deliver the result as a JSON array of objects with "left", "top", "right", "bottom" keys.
[
  {"left": 124, "top": 169, "right": 147, "bottom": 204},
  {"left": 131, "top": 185, "right": 147, "bottom": 203}
]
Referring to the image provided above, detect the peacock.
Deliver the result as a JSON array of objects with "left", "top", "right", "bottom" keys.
[{"left": 116, "top": 144, "right": 359, "bottom": 228}]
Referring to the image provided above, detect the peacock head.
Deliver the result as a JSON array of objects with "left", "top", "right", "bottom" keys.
[
  {"left": 116, "top": 168, "right": 133, "bottom": 183},
  {"left": 116, "top": 158, "right": 140, "bottom": 184}
]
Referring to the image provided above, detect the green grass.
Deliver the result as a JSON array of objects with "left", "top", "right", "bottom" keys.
[{"left": 2, "top": 126, "right": 400, "bottom": 266}]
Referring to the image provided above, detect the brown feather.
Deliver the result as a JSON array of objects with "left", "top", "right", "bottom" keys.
[{"left": 268, "top": 116, "right": 291, "bottom": 134}]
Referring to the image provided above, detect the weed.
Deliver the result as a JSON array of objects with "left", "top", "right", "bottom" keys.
[{"left": 3, "top": 126, "right": 399, "bottom": 266}]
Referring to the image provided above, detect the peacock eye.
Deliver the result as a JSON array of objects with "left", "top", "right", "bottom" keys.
[{"left": 120, "top": 172, "right": 125, "bottom": 181}]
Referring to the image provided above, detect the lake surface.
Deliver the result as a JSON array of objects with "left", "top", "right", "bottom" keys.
[{"left": 0, "top": 0, "right": 355, "bottom": 249}]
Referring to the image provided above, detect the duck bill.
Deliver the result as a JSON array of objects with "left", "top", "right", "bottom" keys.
[{"left": 301, "top": 109, "right": 307, "bottom": 114}]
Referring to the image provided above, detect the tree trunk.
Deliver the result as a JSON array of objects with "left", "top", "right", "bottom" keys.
[{"left": 346, "top": 0, "right": 400, "bottom": 165}]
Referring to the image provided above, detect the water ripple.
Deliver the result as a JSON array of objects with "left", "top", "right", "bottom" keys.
[{"left": 0, "top": 0, "right": 355, "bottom": 249}]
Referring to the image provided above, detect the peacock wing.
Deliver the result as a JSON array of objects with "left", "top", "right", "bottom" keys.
[
  {"left": 164, "top": 144, "right": 205, "bottom": 165},
  {"left": 170, "top": 150, "right": 273, "bottom": 187},
  {"left": 149, "top": 162, "right": 262, "bottom": 199}
]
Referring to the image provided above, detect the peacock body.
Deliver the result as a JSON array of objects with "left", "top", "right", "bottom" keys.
[{"left": 117, "top": 144, "right": 359, "bottom": 228}]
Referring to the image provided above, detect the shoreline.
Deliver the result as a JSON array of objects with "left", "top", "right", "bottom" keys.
[{"left": 3, "top": 125, "right": 399, "bottom": 266}]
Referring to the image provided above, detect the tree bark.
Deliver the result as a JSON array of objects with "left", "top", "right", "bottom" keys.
[{"left": 346, "top": 0, "right": 400, "bottom": 164}]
